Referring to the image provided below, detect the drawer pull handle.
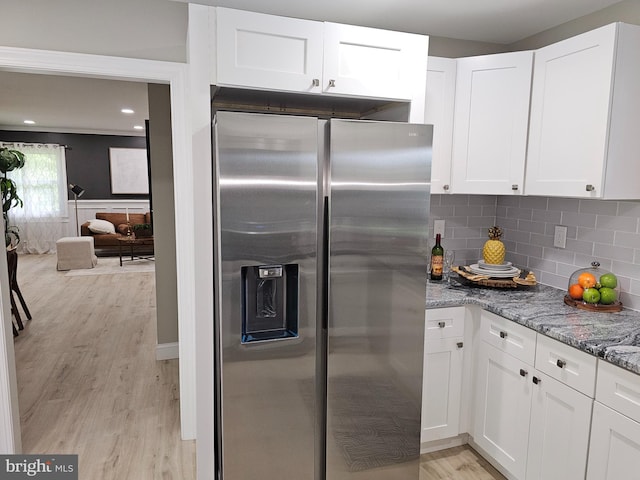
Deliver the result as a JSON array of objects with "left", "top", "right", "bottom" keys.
[
  {"left": 556, "top": 359, "right": 566, "bottom": 368},
  {"left": 520, "top": 368, "right": 528, "bottom": 377},
  {"left": 512, "top": 184, "right": 519, "bottom": 190},
  {"left": 438, "top": 321, "right": 446, "bottom": 328},
  {"left": 328, "top": 79, "right": 336, "bottom": 88},
  {"left": 312, "top": 78, "right": 320, "bottom": 87},
  {"left": 457, "top": 341, "right": 464, "bottom": 349},
  {"left": 443, "top": 184, "right": 450, "bottom": 191},
  {"left": 586, "top": 184, "right": 595, "bottom": 192},
  {"left": 499, "top": 331, "right": 507, "bottom": 339},
  {"left": 533, "top": 376, "right": 541, "bottom": 385}
]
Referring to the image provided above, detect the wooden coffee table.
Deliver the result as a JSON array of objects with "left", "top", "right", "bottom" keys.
[{"left": 117, "top": 236, "right": 155, "bottom": 266}]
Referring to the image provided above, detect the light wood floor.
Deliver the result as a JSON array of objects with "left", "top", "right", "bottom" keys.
[
  {"left": 11, "top": 254, "right": 503, "bottom": 480},
  {"left": 12, "top": 254, "right": 195, "bottom": 480},
  {"left": 421, "top": 445, "right": 505, "bottom": 479}
]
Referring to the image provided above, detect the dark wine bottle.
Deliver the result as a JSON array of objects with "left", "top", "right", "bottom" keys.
[{"left": 430, "top": 233, "right": 444, "bottom": 281}]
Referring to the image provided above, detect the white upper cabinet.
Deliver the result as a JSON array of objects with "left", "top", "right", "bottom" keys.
[
  {"left": 525, "top": 23, "right": 640, "bottom": 199},
  {"left": 322, "top": 23, "right": 428, "bottom": 100},
  {"left": 451, "top": 51, "right": 533, "bottom": 195},
  {"left": 214, "top": 8, "right": 428, "bottom": 104},
  {"left": 424, "top": 57, "right": 456, "bottom": 194},
  {"left": 216, "top": 8, "right": 324, "bottom": 93}
]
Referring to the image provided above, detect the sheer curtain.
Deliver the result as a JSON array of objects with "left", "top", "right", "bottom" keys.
[{"left": 1, "top": 143, "right": 68, "bottom": 254}]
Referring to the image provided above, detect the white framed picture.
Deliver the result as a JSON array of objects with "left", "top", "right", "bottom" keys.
[{"left": 109, "top": 147, "right": 149, "bottom": 194}]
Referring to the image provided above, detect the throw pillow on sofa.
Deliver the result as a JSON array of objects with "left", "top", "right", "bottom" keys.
[{"left": 88, "top": 219, "right": 116, "bottom": 234}]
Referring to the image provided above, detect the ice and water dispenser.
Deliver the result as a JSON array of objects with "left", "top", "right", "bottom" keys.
[{"left": 241, "top": 264, "right": 299, "bottom": 343}]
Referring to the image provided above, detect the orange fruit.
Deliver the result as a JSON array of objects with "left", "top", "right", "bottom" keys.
[
  {"left": 568, "top": 283, "right": 584, "bottom": 300},
  {"left": 577, "top": 272, "right": 597, "bottom": 289}
]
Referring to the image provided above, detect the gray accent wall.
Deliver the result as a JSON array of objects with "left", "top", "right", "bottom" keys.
[{"left": 147, "top": 84, "right": 179, "bottom": 345}]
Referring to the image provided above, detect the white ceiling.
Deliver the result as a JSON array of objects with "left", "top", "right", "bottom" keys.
[{"left": 0, "top": 0, "right": 623, "bottom": 135}]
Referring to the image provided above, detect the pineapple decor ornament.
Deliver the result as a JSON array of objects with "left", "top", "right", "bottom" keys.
[{"left": 483, "top": 226, "right": 506, "bottom": 265}]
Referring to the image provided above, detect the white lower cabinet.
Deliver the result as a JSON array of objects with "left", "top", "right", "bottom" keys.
[
  {"left": 422, "top": 307, "right": 465, "bottom": 444},
  {"left": 472, "top": 311, "right": 595, "bottom": 480},
  {"left": 526, "top": 372, "right": 592, "bottom": 480},
  {"left": 587, "top": 402, "right": 640, "bottom": 479},
  {"left": 473, "top": 341, "right": 533, "bottom": 479},
  {"left": 587, "top": 360, "right": 640, "bottom": 479}
]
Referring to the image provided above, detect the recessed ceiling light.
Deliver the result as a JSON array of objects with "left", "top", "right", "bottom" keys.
[
  {"left": 121, "top": 108, "right": 135, "bottom": 114},
  {"left": 133, "top": 125, "right": 144, "bottom": 130},
  {"left": 23, "top": 120, "right": 35, "bottom": 125}
]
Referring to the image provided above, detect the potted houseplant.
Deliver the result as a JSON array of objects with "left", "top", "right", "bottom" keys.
[
  {"left": 132, "top": 222, "right": 153, "bottom": 238},
  {"left": 0, "top": 147, "right": 25, "bottom": 247}
]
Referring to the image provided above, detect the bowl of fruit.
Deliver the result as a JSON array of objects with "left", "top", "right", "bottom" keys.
[{"left": 564, "top": 261, "right": 622, "bottom": 312}]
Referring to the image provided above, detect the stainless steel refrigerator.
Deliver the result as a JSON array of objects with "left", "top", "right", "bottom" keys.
[{"left": 212, "top": 111, "right": 432, "bottom": 480}]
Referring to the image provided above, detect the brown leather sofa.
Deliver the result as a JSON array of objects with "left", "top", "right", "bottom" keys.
[{"left": 81, "top": 212, "right": 152, "bottom": 253}]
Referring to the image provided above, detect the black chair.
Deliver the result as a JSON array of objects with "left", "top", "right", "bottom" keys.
[{"left": 7, "top": 248, "right": 31, "bottom": 335}]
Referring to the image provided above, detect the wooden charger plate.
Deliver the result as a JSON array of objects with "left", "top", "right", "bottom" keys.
[
  {"left": 453, "top": 266, "right": 537, "bottom": 289},
  {"left": 563, "top": 295, "right": 623, "bottom": 312}
]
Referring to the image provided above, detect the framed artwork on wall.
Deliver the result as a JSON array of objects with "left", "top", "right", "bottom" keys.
[{"left": 109, "top": 147, "right": 149, "bottom": 194}]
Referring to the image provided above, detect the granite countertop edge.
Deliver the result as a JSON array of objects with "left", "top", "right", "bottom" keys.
[{"left": 426, "top": 279, "right": 640, "bottom": 376}]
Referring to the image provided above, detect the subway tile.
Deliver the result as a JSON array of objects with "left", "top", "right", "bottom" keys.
[
  {"left": 509, "top": 252, "right": 528, "bottom": 266},
  {"left": 520, "top": 196, "right": 548, "bottom": 210},
  {"left": 454, "top": 204, "right": 483, "bottom": 217},
  {"left": 496, "top": 205, "right": 508, "bottom": 218},
  {"left": 496, "top": 217, "right": 518, "bottom": 231},
  {"left": 452, "top": 226, "right": 483, "bottom": 238},
  {"left": 497, "top": 196, "right": 520, "bottom": 208},
  {"left": 557, "top": 262, "right": 578, "bottom": 278},
  {"left": 441, "top": 195, "right": 473, "bottom": 206},
  {"left": 629, "top": 279, "right": 640, "bottom": 296},
  {"left": 548, "top": 197, "right": 579, "bottom": 212},
  {"left": 430, "top": 205, "right": 455, "bottom": 217},
  {"left": 430, "top": 194, "right": 443, "bottom": 207},
  {"left": 596, "top": 215, "right": 638, "bottom": 233},
  {"left": 468, "top": 216, "right": 497, "bottom": 227},
  {"left": 482, "top": 205, "right": 497, "bottom": 216},
  {"left": 621, "top": 292, "right": 640, "bottom": 311},
  {"left": 506, "top": 229, "right": 531, "bottom": 244},
  {"left": 577, "top": 227, "right": 615, "bottom": 245},
  {"left": 539, "top": 271, "right": 567, "bottom": 290},
  {"left": 473, "top": 195, "right": 499, "bottom": 206},
  {"left": 502, "top": 239, "right": 517, "bottom": 251},
  {"left": 531, "top": 233, "right": 554, "bottom": 248},
  {"left": 518, "top": 220, "right": 546, "bottom": 235},
  {"left": 612, "top": 260, "right": 640, "bottom": 280},
  {"left": 575, "top": 254, "right": 611, "bottom": 271},
  {"left": 528, "top": 257, "right": 558, "bottom": 273},
  {"left": 565, "top": 238, "right": 594, "bottom": 255},
  {"left": 618, "top": 201, "right": 640, "bottom": 219},
  {"left": 544, "top": 248, "right": 575, "bottom": 264},
  {"left": 506, "top": 206, "right": 533, "bottom": 221},
  {"left": 516, "top": 243, "right": 543, "bottom": 257},
  {"left": 467, "top": 238, "right": 488, "bottom": 248},
  {"left": 593, "top": 243, "right": 634, "bottom": 263},
  {"left": 442, "top": 238, "right": 467, "bottom": 250},
  {"left": 614, "top": 231, "right": 640, "bottom": 249},
  {"left": 533, "top": 209, "right": 562, "bottom": 224},
  {"left": 579, "top": 199, "right": 618, "bottom": 216},
  {"left": 561, "top": 211, "right": 597, "bottom": 228}
]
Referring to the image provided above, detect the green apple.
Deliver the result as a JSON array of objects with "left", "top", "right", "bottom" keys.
[
  {"left": 599, "top": 273, "right": 618, "bottom": 289},
  {"left": 599, "top": 287, "right": 617, "bottom": 305},
  {"left": 582, "top": 288, "right": 601, "bottom": 304}
]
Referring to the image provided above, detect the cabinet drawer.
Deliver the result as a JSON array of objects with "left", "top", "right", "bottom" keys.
[
  {"left": 425, "top": 307, "right": 465, "bottom": 339},
  {"left": 596, "top": 360, "right": 640, "bottom": 423},
  {"left": 535, "top": 334, "right": 597, "bottom": 397},
  {"left": 480, "top": 310, "right": 536, "bottom": 364}
]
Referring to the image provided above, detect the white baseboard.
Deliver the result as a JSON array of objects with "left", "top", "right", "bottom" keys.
[
  {"left": 421, "top": 433, "right": 468, "bottom": 454},
  {"left": 156, "top": 342, "right": 179, "bottom": 360}
]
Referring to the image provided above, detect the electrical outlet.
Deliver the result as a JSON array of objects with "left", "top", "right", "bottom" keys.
[
  {"left": 554, "top": 225, "right": 567, "bottom": 248},
  {"left": 434, "top": 220, "right": 445, "bottom": 238}
]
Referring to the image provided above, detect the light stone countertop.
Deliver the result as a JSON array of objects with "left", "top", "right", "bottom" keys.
[{"left": 426, "top": 277, "right": 640, "bottom": 376}]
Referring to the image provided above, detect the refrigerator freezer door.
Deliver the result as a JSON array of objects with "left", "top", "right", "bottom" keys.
[
  {"left": 327, "top": 120, "right": 432, "bottom": 479},
  {"left": 214, "top": 111, "right": 318, "bottom": 480}
]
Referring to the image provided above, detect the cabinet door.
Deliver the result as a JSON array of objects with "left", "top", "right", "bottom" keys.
[
  {"left": 451, "top": 51, "right": 533, "bottom": 195},
  {"left": 525, "top": 24, "right": 616, "bottom": 197},
  {"left": 322, "top": 22, "right": 428, "bottom": 100},
  {"left": 526, "top": 372, "right": 593, "bottom": 480},
  {"left": 425, "top": 57, "right": 456, "bottom": 194},
  {"left": 587, "top": 402, "right": 640, "bottom": 480},
  {"left": 473, "top": 342, "right": 532, "bottom": 479},
  {"left": 216, "top": 8, "right": 324, "bottom": 92},
  {"left": 421, "top": 337, "right": 464, "bottom": 442}
]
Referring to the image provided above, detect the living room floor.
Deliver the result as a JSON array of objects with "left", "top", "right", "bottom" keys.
[
  {"left": 10, "top": 253, "right": 502, "bottom": 480},
  {"left": 12, "top": 253, "right": 195, "bottom": 480}
]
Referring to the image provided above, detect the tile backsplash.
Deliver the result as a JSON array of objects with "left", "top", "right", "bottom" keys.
[{"left": 431, "top": 194, "right": 640, "bottom": 311}]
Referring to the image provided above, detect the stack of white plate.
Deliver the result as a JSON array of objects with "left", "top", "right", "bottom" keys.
[{"left": 468, "top": 260, "right": 520, "bottom": 278}]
